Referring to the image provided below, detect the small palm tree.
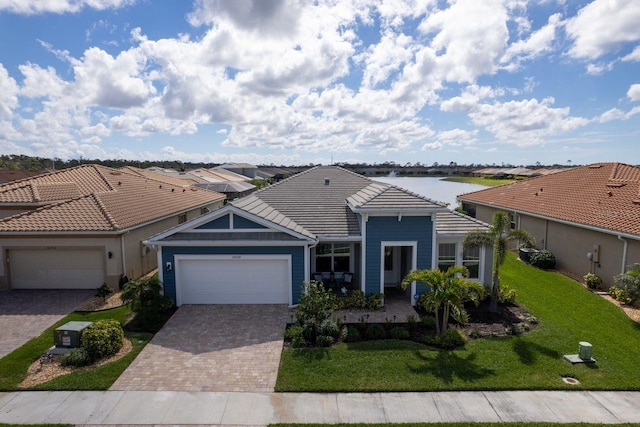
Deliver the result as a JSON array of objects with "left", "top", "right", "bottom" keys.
[
  {"left": 463, "top": 211, "right": 535, "bottom": 313},
  {"left": 402, "top": 266, "right": 484, "bottom": 337}
]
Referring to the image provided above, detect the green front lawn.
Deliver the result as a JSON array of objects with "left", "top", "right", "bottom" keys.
[
  {"left": 0, "top": 305, "right": 152, "bottom": 391},
  {"left": 276, "top": 252, "right": 640, "bottom": 392}
]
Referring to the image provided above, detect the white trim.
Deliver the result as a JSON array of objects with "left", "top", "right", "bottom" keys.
[
  {"left": 431, "top": 214, "right": 437, "bottom": 272},
  {"left": 349, "top": 208, "right": 447, "bottom": 216},
  {"left": 147, "top": 205, "right": 315, "bottom": 243},
  {"left": 156, "top": 248, "right": 164, "bottom": 292},
  {"left": 360, "top": 214, "right": 367, "bottom": 292},
  {"left": 380, "top": 241, "right": 418, "bottom": 305},
  {"left": 174, "top": 254, "right": 293, "bottom": 307},
  {"left": 146, "top": 240, "right": 310, "bottom": 247}
]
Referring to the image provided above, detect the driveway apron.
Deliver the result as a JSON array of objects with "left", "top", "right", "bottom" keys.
[
  {"left": 0, "top": 289, "right": 93, "bottom": 359},
  {"left": 111, "top": 304, "right": 289, "bottom": 392}
]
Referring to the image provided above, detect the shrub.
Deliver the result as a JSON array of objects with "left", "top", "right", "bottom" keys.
[
  {"left": 343, "top": 326, "right": 361, "bottom": 343},
  {"left": 316, "top": 335, "right": 335, "bottom": 347},
  {"left": 296, "top": 281, "right": 336, "bottom": 345},
  {"left": 319, "top": 319, "right": 340, "bottom": 339},
  {"left": 440, "top": 329, "right": 466, "bottom": 348},
  {"left": 530, "top": 249, "right": 556, "bottom": 269},
  {"left": 366, "top": 293, "right": 384, "bottom": 310},
  {"left": 365, "top": 324, "right": 386, "bottom": 340},
  {"left": 347, "top": 290, "right": 367, "bottom": 309},
  {"left": 95, "top": 283, "right": 113, "bottom": 301},
  {"left": 498, "top": 284, "right": 517, "bottom": 304},
  {"left": 389, "top": 326, "right": 410, "bottom": 340},
  {"left": 584, "top": 273, "right": 603, "bottom": 290},
  {"left": 284, "top": 324, "right": 304, "bottom": 342},
  {"left": 420, "top": 315, "right": 437, "bottom": 330},
  {"left": 121, "top": 275, "right": 173, "bottom": 332},
  {"left": 81, "top": 319, "right": 124, "bottom": 361},
  {"left": 61, "top": 347, "right": 92, "bottom": 367},
  {"left": 611, "top": 266, "right": 640, "bottom": 305}
]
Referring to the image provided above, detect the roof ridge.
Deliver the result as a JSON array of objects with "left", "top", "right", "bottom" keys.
[
  {"left": 384, "top": 183, "right": 448, "bottom": 206},
  {"left": 91, "top": 193, "right": 119, "bottom": 229},
  {"left": 91, "top": 164, "right": 117, "bottom": 192}
]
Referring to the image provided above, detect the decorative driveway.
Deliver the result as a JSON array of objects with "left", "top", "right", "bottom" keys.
[
  {"left": 111, "top": 304, "right": 289, "bottom": 392},
  {"left": 0, "top": 289, "right": 93, "bottom": 359}
]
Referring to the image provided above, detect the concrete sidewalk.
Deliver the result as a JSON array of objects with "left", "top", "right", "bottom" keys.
[{"left": 1, "top": 390, "right": 639, "bottom": 425}]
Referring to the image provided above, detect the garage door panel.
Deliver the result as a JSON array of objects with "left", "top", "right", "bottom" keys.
[
  {"left": 10, "top": 249, "right": 105, "bottom": 289},
  {"left": 178, "top": 257, "right": 290, "bottom": 305}
]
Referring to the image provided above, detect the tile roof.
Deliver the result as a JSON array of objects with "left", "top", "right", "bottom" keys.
[
  {"left": 0, "top": 164, "right": 225, "bottom": 233},
  {"left": 459, "top": 162, "right": 640, "bottom": 236},
  {"left": 233, "top": 166, "right": 446, "bottom": 239},
  {"left": 435, "top": 211, "right": 489, "bottom": 236},
  {"left": 0, "top": 169, "right": 42, "bottom": 183}
]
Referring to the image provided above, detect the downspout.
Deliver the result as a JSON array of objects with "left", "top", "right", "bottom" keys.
[
  {"left": 120, "top": 232, "right": 127, "bottom": 277},
  {"left": 618, "top": 235, "right": 628, "bottom": 274}
]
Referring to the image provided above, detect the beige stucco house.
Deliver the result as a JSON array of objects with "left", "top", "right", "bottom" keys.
[
  {"left": 0, "top": 164, "right": 225, "bottom": 290},
  {"left": 458, "top": 163, "right": 640, "bottom": 286}
]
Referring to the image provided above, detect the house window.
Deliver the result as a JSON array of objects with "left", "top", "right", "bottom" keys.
[
  {"left": 509, "top": 212, "right": 517, "bottom": 230},
  {"left": 438, "top": 243, "right": 456, "bottom": 272},
  {"left": 178, "top": 213, "right": 187, "bottom": 224},
  {"left": 463, "top": 245, "right": 480, "bottom": 279},
  {"left": 315, "top": 243, "right": 350, "bottom": 272},
  {"left": 200, "top": 207, "right": 209, "bottom": 215}
]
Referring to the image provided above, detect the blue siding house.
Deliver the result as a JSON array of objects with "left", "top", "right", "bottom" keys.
[{"left": 147, "top": 166, "right": 492, "bottom": 307}]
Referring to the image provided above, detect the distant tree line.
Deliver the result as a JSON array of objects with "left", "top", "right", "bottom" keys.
[
  {"left": 0, "top": 155, "right": 220, "bottom": 172},
  {"left": 0, "top": 154, "right": 580, "bottom": 173}
]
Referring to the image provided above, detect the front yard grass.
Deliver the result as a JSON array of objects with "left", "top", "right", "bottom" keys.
[
  {"left": 0, "top": 305, "right": 152, "bottom": 391},
  {"left": 276, "top": 252, "right": 640, "bottom": 392}
]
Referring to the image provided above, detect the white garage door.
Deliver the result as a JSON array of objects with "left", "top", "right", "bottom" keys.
[
  {"left": 177, "top": 255, "right": 290, "bottom": 305},
  {"left": 10, "top": 248, "right": 105, "bottom": 289}
]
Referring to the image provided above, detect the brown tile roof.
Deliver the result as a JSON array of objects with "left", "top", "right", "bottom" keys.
[
  {"left": 459, "top": 163, "right": 640, "bottom": 236},
  {"left": 0, "top": 169, "right": 42, "bottom": 183},
  {"left": 0, "top": 164, "right": 225, "bottom": 233}
]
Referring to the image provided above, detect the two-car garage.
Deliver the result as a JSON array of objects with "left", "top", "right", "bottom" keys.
[{"left": 174, "top": 255, "right": 291, "bottom": 305}]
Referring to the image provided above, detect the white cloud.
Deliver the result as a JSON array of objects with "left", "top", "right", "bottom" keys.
[
  {"left": 628, "top": 84, "right": 640, "bottom": 101},
  {"left": 501, "top": 13, "right": 561, "bottom": 70},
  {"left": 566, "top": 0, "right": 640, "bottom": 60},
  {"left": 586, "top": 61, "right": 615, "bottom": 76},
  {"left": 421, "top": 141, "right": 443, "bottom": 151},
  {"left": 419, "top": 0, "right": 509, "bottom": 82},
  {"left": 443, "top": 94, "right": 588, "bottom": 144},
  {"left": 357, "top": 29, "right": 414, "bottom": 89},
  {"left": 621, "top": 45, "right": 640, "bottom": 62},
  {"left": 19, "top": 64, "right": 65, "bottom": 98},
  {"left": 435, "top": 128, "right": 478, "bottom": 146},
  {"left": 597, "top": 108, "right": 625, "bottom": 123},
  {"left": 0, "top": 0, "right": 135, "bottom": 15},
  {"left": 0, "top": 64, "right": 19, "bottom": 117}
]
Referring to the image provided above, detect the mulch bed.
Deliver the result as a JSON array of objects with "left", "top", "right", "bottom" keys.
[{"left": 461, "top": 300, "right": 538, "bottom": 338}]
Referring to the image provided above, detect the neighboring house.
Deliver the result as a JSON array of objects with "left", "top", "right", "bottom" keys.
[
  {"left": 0, "top": 165, "right": 225, "bottom": 290},
  {"left": 458, "top": 163, "right": 640, "bottom": 286},
  {"left": 125, "top": 166, "right": 256, "bottom": 201},
  {"left": 0, "top": 169, "right": 41, "bottom": 184},
  {"left": 147, "top": 166, "right": 492, "bottom": 307},
  {"left": 215, "top": 163, "right": 259, "bottom": 179}
]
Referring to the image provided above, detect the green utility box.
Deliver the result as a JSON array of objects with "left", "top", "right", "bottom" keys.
[
  {"left": 578, "top": 341, "right": 593, "bottom": 360},
  {"left": 54, "top": 321, "right": 93, "bottom": 348}
]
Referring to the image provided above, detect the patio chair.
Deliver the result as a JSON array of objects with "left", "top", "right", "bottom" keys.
[{"left": 342, "top": 272, "right": 354, "bottom": 289}]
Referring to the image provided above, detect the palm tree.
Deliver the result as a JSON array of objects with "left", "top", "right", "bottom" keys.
[
  {"left": 463, "top": 211, "right": 535, "bottom": 313},
  {"left": 401, "top": 266, "right": 484, "bottom": 337}
]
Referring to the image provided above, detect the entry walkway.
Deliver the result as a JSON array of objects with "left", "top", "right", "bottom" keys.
[{"left": 1, "top": 390, "right": 639, "bottom": 425}]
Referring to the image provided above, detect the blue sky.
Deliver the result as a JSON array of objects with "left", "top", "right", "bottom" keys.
[{"left": 0, "top": 0, "right": 638, "bottom": 166}]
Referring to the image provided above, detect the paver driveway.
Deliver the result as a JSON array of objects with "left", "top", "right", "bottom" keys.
[
  {"left": 0, "top": 289, "right": 93, "bottom": 359},
  {"left": 111, "top": 304, "right": 289, "bottom": 392}
]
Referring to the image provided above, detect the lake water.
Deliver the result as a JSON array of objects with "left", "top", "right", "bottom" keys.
[{"left": 373, "top": 176, "right": 488, "bottom": 208}]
